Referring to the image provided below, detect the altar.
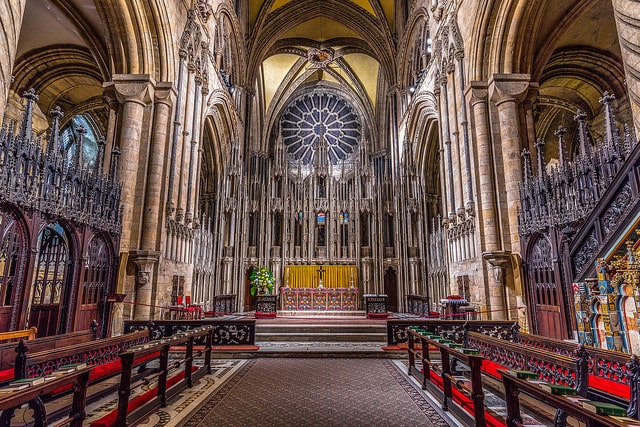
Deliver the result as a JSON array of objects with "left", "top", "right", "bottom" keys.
[
  {"left": 281, "top": 265, "right": 359, "bottom": 311},
  {"left": 280, "top": 287, "right": 358, "bottom": 311}
]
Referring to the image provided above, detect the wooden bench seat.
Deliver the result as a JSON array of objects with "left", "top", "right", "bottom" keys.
[
  {"left": 465, "top": 329, "right": 640, "bottom": 425},
  {"left": 0, "top": 366, "right": 93, "bottom": 427}
]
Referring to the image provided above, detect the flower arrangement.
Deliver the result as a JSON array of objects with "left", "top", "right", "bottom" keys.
[{"left": 250, "top": 267, "right": 275, "bottom": 296}]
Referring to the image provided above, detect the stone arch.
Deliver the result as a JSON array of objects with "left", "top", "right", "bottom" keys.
[
  {"left": 95, "top": 0, "right": 172, "bottom": 79},
  {"left": 397, "top": 7, "right": 431, "bottom": 90}
]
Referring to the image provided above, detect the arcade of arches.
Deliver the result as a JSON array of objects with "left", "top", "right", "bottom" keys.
[{"left": 0, "top": 0, "right": 639, "bottom": 354}]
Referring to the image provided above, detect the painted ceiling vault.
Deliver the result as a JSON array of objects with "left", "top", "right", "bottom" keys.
[{"left": 247, "top": 0, "right": 396, "bottom": 131}]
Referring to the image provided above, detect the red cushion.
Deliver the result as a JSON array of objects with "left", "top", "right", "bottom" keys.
[
  {"left": 47, "top": 351, "right": 161, "bottom": 396},
  {"left": 0, "top": 368, "right": 13, "bottom": 383},
  {"left": 588, "top": 374, "right": 630, "bottom": 399},
  {"left": 481, "top": 359, "right": 507, "bottom": 379}
]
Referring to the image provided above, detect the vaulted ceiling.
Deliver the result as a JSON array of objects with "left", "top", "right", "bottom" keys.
[{"left": 246, "top": 0, "right": 397, "bottom": 123}]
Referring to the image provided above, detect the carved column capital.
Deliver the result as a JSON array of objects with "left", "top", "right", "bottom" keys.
[
  {"left": 488, "top": 74, "right": 532, "bottom": 105},
  {"left": 109, "top": 74, "right": 155, "bottom": 106},
  {"left": 467, "top": 81, "right": 488, "bottom": 106},
  {"left": 154, "top": 82, "right": 175, "bottom": 107}
]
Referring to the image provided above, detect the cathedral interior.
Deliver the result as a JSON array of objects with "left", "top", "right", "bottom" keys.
[{"left": 1, "top": 0, "right": 640, "bottom": 425}]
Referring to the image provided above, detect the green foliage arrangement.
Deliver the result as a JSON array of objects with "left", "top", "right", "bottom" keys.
[{"left": 250, "top": 267, "right": 275, "bottom": 296}]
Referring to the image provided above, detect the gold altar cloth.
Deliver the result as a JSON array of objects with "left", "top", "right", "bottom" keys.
[{"left": 284, "top": 265, "right": 357, "bottom": 288}]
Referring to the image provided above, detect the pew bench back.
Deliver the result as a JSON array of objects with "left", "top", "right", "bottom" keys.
[
  {"left": 0, "top": 328, "right": 98, "bottom": 374},
  {"left": 466, "top": 331, "right": 588, "bottom": 394},
  {"left": 20, "top": 329, "right": 150, "bottom": 378}
]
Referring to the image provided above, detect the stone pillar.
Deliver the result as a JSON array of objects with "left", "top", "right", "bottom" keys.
[
  {"left": 130, "top": 250, "right": 161, "bottom": 319},
  {"left": 611, "top": 0, "right": 640, "bottom": 135},
  {"left": 141, "top": 83, "right": 173, "bottom": 250},
  {"left": 469, "top": 82, "right": 499, "bottom": 252},
  {"left": 110, "top": 75, "right": 154, "bottom": 253},
  {"left": 0, "top": 0, "right": 25, "bottom": 120},
  {"left": 522, "top": 84, "right": 539, "bottom": 171},
  {"left": 439, "top": 74, "right": 456, "bottom": 218},
  {"left": 489, "top": 74, "right": 530, "bottom": 253},
  {"left": 102, "top": 87, "right": 119, "bottom": 176}
]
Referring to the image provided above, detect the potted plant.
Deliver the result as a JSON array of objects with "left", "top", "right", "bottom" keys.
[{"left": 250, "top": 267, "right": 275, "bottom": 296}]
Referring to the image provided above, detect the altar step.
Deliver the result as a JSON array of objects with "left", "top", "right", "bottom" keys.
[{"left": 255, "top": 322, "right": 387, "bottom": 342}]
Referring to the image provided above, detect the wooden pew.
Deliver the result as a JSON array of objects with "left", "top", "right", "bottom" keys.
[
  {"left": 516, "top": 332, "right": 635, "bottom": 412},
  {"left": 466, "top": 331, "right": 588, "bottom": 392},
  {"left": 0, "top": 323, "right": 98, "bottom": 377},
  {"left": 0, "top": 327, "right": 37, "bottom": 343},
  {"left": 386, "top": 319, "right": 519, "bottom": 348},
  {"left": 500, "top": 371, "right": 636, "bottom": 427},
  {"left": 90, "top": 326, "right": 214, "bottom": 427},
  {"left": 0, "top": 366, "right": 93, "bottom": 427},
  {"left": 14, "top": 329, "right": 150, "bottom": 382},
  {"left": 407, "top": 329, "right": 487, "bottom": 426}
]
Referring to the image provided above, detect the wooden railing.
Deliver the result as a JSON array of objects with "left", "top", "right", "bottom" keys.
[
  {"left": 407, "top": 329, "right": 486, "bottom": 426},
  {"left": 113, "top": 326, "right": 213, "bottom": 426},
  {"left": 0, "top": 326, "right": 98, "bottom": 372},
  {"left": 467, "top": 331, "right": 588, "bottom": 393},
  {"left": 386, "top": 319, "right": 519, "bottom": 346},
  {"left": 501, "top": 371, "right": 634, "bottom": 427},
  {"left": 123, "top": 319, "right": 256, "bottom": 346}
]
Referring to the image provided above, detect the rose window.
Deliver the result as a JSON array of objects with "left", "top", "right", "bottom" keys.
[{"left": 280, "top": 92, "right": 361, "bottom": 165}]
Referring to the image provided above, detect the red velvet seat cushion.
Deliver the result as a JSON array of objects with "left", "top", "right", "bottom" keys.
[
  {"left": 588, "top": 374, "right": 630, "bottom": 399},
  {"left": 47, "top": 351, "right": 161, "bottom": 396}
]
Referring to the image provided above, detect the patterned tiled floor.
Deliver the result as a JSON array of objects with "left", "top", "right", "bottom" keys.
[{"left": 181, "top": 358, "right": 456, "bottom": 427}]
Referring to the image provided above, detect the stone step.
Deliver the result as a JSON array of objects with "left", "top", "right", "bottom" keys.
[
  {"left": 256, "top": 324, "right": 386, "bottom": 334},
  {"left": 255, "top": 331, "right": 387, "bottom": 342}
]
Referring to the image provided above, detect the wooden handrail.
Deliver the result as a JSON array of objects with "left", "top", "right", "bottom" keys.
[
  {"left": 467, "top": 331, "right": 589, "bottom": 394},
  {"left": 500, "top": 371, "right": 634, "bottom": 427},
  {"left": 0, "top": 327, "right": 37, "bottom": 343}
]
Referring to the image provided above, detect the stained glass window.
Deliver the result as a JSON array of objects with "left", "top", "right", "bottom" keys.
[{"left": 281, "top": 92, "right": 361, "bottom": 165}]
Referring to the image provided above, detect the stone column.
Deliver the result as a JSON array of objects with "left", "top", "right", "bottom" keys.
[
  {"left": 469, "top": 82, "right": 499, "bottom": 252},
  {"left": 522, "top": 84, "right": 539, "bottom": 171},
  {"left": 489, "top": 74, "right": 530, "bottom": 253},
  {"left": 102, "top": 88, "right": 119, "bottom": 176},
  {"left": 611, "top": 0, "right": 640, "bottom": 135},
  {"left": 110, "top": 74, "right": 154, "bottom": 253},
  {"left": 141, "top": 83, "right": 173, "bottom": 251},
  {"left": 130, "top": 250, "right": 161, "bottom": 319},
  {"left": 0, "top": 0, "right": 26, "bottom": 119}
]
